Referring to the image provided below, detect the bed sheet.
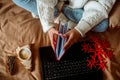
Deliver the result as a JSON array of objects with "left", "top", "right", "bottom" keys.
[{"left": 0, "top": 0, "right": 120, "bottom": 80}]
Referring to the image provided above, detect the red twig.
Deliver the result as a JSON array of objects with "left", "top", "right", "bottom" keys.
[{"left": 81, "top": 37, "right": 113, "bottom": 71}]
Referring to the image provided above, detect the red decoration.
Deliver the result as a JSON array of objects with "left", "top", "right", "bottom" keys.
[{"left": 81, "top": 37, "right": 113, "bottom": 71}]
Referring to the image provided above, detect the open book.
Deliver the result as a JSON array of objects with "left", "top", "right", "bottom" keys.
[{"left": 55, "top": 22, "right": 68, "bottom": 61}]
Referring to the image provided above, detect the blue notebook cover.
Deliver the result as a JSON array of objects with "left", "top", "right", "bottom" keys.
[{"left": 55, "top": 23, "right": 68, "bottom": 61}]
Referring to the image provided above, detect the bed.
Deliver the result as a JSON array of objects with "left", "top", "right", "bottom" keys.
[{"left": 0, "top": 0, "right": 120, "bottom": 80}]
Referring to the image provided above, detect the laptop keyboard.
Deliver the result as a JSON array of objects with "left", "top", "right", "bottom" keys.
[
  {"left": 42, "top": 59, "right": 96, "bottom": 80},
  {"left": 39, "top": 42, "right": 103, "bottom": 80}
]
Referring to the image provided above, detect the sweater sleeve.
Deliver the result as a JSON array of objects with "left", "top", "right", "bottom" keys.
[
  {"left": 75, "top": 0, "right": 116, "bottom": 37},
  {"left": 37, "top": 0, "right": 58, "bottom": 32}
]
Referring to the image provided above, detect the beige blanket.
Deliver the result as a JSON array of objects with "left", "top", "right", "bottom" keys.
[{"left": 0, "top": 0, "right": 120, "bottom": 80}]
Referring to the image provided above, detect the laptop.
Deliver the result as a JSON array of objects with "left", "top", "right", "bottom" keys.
[{"left": 39, "top": 42, "right": 103, "bottom": 80}]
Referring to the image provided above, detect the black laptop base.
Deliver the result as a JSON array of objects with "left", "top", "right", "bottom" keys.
[{"left": 39, "top": 42, "right": 103, "bottom": 80}]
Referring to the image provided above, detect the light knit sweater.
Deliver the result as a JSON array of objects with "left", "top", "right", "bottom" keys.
[{"left": 36, "top": 0, "right": 116, "bottom": 36}]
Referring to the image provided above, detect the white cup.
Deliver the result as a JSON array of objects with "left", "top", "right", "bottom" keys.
[{"left": 16, "top": 47, "right": 32, "bottom": 61}]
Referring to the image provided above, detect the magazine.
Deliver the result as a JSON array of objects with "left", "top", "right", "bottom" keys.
[{"left": 55, "top": 22, "right": 68, "bottom": 61}]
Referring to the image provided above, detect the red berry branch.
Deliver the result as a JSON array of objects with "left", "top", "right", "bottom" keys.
[{"left": 81, "top": 37, "right": 113, "bottom": 71}]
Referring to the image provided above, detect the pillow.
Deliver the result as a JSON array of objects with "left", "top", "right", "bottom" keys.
[{"left": 109, "top": 0, "right": 120, "bottom": 28}]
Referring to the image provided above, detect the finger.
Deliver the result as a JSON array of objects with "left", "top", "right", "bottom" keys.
[
  {"left": 63, "top": 33, "right": 72, "bottom": 51},
  {"left": 112, "top": 24, "right": 116, "bottom": 29},
  {"left": 63, "top": 31, "right": 70, "bottom": 38},
  {"left": 109, "top": 23, "right": 112, "bottom": 29},
  {"left": 51, "top": 38, "right": 55, "bottom": 50},
  {"left": 64, "top": 38, "right": 72, "bottom": 51},
  {"left": 53, "top": 29, "right": 62, "bottom": 35},
  {"left": 53, "top": 34, "right": 58, "bottom": 46},
  {"left": 53, "top": 34, "right": 57, "bottom": 42},
  {"left": 50, "top": 34, "right": 56, "bottom": 52}
]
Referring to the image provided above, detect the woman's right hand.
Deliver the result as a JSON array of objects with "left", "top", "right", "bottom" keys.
[{"left": 47, "top": 27, "right": 61, "bottom": 52}]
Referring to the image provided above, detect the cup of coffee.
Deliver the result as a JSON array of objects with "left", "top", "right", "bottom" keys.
[{"left": 16, "top": 47, "right": 32, "bottom": 61}]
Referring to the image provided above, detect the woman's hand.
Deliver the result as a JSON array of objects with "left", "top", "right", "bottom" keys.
[
  {"left": 63, "top": 29, "right": 82, "bottom": 50},
  {"left": 47, "top": 27, "right": 61, "bottom": 51}
]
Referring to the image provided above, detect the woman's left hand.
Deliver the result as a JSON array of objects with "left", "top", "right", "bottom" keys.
[{"left": 63, "top": 29, "right": 82, "bottom": 50}]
